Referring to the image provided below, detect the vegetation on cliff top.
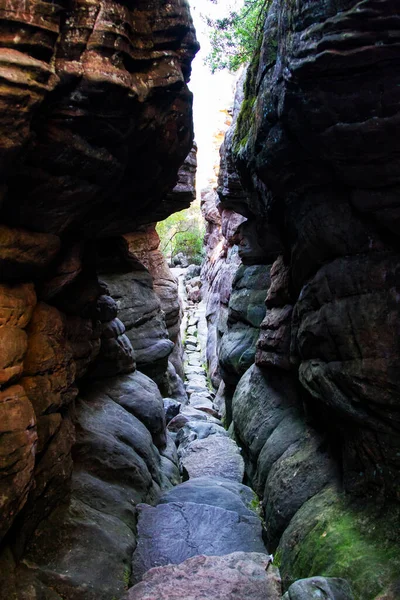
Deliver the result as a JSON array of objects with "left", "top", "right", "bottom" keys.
[{"left": 205, "top": 0, "right": 271, "bottom": 73}]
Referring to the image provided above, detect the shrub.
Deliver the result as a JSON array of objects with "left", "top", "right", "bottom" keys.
[
  {"left": 205, "top": 0, "right": 271, "bottom": 73},
  {"left": 157, "top": 209, "right": 205, "bottom": 265}
]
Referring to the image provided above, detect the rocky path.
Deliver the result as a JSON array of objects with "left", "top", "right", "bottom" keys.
[{"left": 124, "top": 269, "right": 354, "bottom": 600}]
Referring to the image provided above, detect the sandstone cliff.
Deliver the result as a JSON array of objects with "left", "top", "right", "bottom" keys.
[
  {"left": 0, "top": 1, "right": 197, "bottom": 598},
  {"left": 203, "top": 1, "right": 400, "bottom": 597}
]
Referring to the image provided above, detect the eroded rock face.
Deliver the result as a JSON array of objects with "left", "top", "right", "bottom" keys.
[
  {"left": 219, "top": 264, "right": 271, "bottom": 386},
  {"left": 0, "top": 0, "right": 198, "bottom": 237},
  {"left": 202, "top": 1, "right": 400, "bottom": 596},
  {"left": 225, "top": 0, "right": 400, "bottom": 501},
  {"left": 0, "top": 0, "right": 197, "bottom": 597}
]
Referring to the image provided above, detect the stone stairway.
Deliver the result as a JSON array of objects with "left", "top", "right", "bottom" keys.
[{"left": 123, "top": 271, "right": 355, "bottom": 600}]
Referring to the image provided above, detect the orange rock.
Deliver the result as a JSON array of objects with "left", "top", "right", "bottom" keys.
[
  {"left": 23, "top": 303, "right": 76, "bottom": 418},
  {"left": 0, "top": 283, "right": 36, "bottom": 328},
  {"left": 0, "top": 325, "right": 27, "bottom": 385},
  {"left": 0, "top": 225, "right": 60, "bottom": 277},
  {"left": 0, "top": 283, "right": 36, "bottom": 385},
  {"left": 0, "top": 384, "right": 37, "bottom": 542}
]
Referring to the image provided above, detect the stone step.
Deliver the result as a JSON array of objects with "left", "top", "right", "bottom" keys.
[
  {"left": 130, "top": 502, "right": 267, "bottom": 585},
  {"left": 126, "top": 552, "right": 280, "bottom": 600},
  {"left": 179, "top": 434, "right": 244, "bottom": 482},
  {"left": 159, "top": 476, "right": 258, "bottom": 518}
]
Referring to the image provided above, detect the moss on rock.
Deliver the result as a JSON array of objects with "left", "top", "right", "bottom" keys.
[{"left": 278, "top": 486, "right": 400, "bottom": 600}]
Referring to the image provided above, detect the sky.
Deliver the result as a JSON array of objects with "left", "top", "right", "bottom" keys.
[{"left": 188, "top": 0, "right": 241, "bottom": 192}]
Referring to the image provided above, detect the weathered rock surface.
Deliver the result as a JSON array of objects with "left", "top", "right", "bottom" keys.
[
  {"left": 200, "top": 1, "right": 400, "bottom": 597},
  {"left": 219, "top": 263, "right": 271, "bottom": 385},
  {"left": 283, "top": 577, "right": 354, "bottom": 600},
  {"left": 131, "top": 502, "right": 266, "bottom": 584},
  {"left": 176, "top": 420, "right": 228, "bottom": 452},
  {"left": 0, "top": 385, "right": 37, "bottom": 541},
  {"left": 159, "top": 477, "right": 257, "bottom": 517},
  {"left": 126, "top": 552, "right": 281, "bottom": 600},
  {"left": 0, "top": 1, "right": 198, "bottom": 237},
  {"left": 179, "top": 434, "right": 245, "bottom": 482},
  {"left": 9, "top": 372, "right": 175, "bottom": 600},
  {"left": 0, "top": 1, "right": 198, "bottom": 596},
  {"left": 201, "top": 186, "right": 244, "bottom": 388},
  {"left": 277, "top": 486, "right": 400, "bottom": 600},
  {"left": 223, "top": 0, "right": 400, "bottom": 502}
]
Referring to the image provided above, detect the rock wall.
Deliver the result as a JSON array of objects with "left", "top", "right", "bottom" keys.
[
  {"left": 0, "top": 1, "right": 197, "bottom": 598},
  {"left": 204, "top": 1, "right": 400, "bottom": 597}
]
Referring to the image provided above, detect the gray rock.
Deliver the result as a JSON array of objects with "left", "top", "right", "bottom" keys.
[
  {"left": 179, "top": 434, "right": 244, "bottom": 482},
  {"left": 159, "top": 477, "right": 257, "bottom": 517},
  {"left": 283, "top": 577, "right": 354, "bottom": 600},
  {"left": 184, "top": 264, "right": 201, "bottom": 280},
  {"left": 24, "top": 498, "right": 136, "bottom": 600},
  {"left": 232, "top": 365, "right": 299, "bottom": 471},
  {"left": 189, "top": 397, "right": 219, "bottom": 417},
  {"left": 74, "top": 394, "right": 162, "bottom": 492},
  {"left": 160, "top": 433, "right": 179, "bottom": 465},
  {"left": 189, "top": 391, "right": 215, "bottom": 402},
  {"left": 185, "top": 365, "right": 204, "bottom": 375},
  {"left": 163, "top": 398, "right": 181, "bottom": 424},
  {"left": 89, "top": 371, "right": 166, "bottom": 448},
  {"left": 263, "top": 433, "right": 339, "bottom": 549},
  {"left": 181, "top": 405, "right": 221, "bottom": 424},
  {"left": 160, "top": 455, "right": 181, "bottom": 488},
  {"left": 160, "top": 475, "right": 257, "bottom": 508},
  {"left": 126, "top": 552, "right": 281, "bottom": 600},
  {"left": 253, "top": 412, "right": 306, "bottom": 496},
  {"left": 176, "top": 421, "right": 228, "bottom": 452},
  {"left": 186, "top": 383, "right": 212, "bottom": 396},
  {"left": 131, "top": 502, "right": 267, "bottom": 583},
  {"left": 93, "top": 295, "right": 118, "bottom": 322},
  {"left": 166, "top": 361, "right": 188, "bottom": 403},
  {"left": 71, "top": 471, "right": 138, "bottom": 529},
  {"left": 219, "top": 325, "right": 260, "bottom": 385},
  {"left": 101, "top": 270, "right": 175, "bottom": 390}
]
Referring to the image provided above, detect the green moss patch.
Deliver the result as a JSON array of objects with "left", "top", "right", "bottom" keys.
[{"left": 278, "top": 486, "right": 400, "bottom": 600}]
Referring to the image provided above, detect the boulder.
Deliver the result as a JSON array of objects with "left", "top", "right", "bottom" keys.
[
  {"left": 176, "top": 421, "right": 228, "bottom": 453},
  {"left": 159, "top": 477, "right": 257, "bottom": 517},
  {"left": 231, "top": 365, "right": 299, "bottom": 475},
  {"left": 131, "top": 502, "right": 267, "bottom": 583},
  {"left": 163, "top": 398, "right": 181, "bottom": 424},
  {"left": 282, "top": 577, "right": 354, "bottom": 600},
  {"left": 179, "top": 434, "right": 244, "bottom": 482},
  {"left": 126, "top": 552, "right": 281, "bottom": 600},
  {"left": 86, "top": 371, "right": 167, "bottom": 450}
]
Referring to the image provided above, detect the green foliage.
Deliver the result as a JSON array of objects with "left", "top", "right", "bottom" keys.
[
  {"left": 156, "top": 207, "right": 205, "bottom": 265},
  {"left": 123, "top": 566, "right": 131, "bottom": 590},
  {"left": 205, "top": 0, "right": 271, "bottom": 73}
]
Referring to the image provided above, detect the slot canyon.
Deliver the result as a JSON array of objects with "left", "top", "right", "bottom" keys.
[{"left": 0, "top": 1, "right": 399, "bottom": 599}]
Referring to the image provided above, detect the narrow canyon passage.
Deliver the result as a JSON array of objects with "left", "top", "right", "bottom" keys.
[{"left": 1, "top": 1, "right": 400, "bottom": 600}]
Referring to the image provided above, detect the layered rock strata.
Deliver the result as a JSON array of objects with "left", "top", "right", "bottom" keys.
[
  {"left": 202, "top": 0, "right": 400, "bottom": 597},
  {"left": 0, "top": 1, "right": 198, "bottom": 598}
]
